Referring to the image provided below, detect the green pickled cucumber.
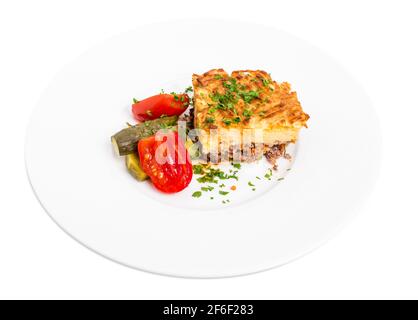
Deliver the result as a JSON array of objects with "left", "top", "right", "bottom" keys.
[
  {"left": 111, "top": 116, "right": 178, "bottom": 156},
  {"left": 125, "top": 153, "right": 148, "bottom": 181}
]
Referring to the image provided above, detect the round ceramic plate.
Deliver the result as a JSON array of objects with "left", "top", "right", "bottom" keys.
[{"left": 25, "top": 20, "right": 380, "bottom": 278}]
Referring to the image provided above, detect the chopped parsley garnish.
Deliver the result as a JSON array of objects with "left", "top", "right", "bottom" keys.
[
  {"left": 193, "top": 165, "right": 205, "bottom": 174},
  {"left": 223, "top": 78, "right": 238, "bottom": 92},
  {"left": 206, "top": 117, "right": 215, "bottom": 124},
  {"left": 210, "top": 91, "right": 238, "bottom": 113},
  {"left": 185, "top": 86, "right": 193, "bottom": 93},
  {"left": 171, "top": 93, "right": 179, "bottom": 101},
  {"left": 277, "top": 177, "right": 284, "bottom": 181},
  {"left": 219, "top": 183, "right": 226, "bottom": 188},
  {"left": 262, "top": 78, "right": 271, "bottom": 86},
  {"left": 227, "top": 102, "right": 236, "bottom": 114},
  {"left": 214, "top": 74, "right": 223, "bottom": 80},
  {"left": 219, "top": 191, "right": 229, "bottom": 196},
  {"left": 208, "top": 107, "right": 217, "bottom": 114},
  {"left": 208, "top": 77, "right": 261, "bottom": 116},
  {"left": 239, "top": 90, "right": 260, "bottom": 104},
  {"left": 201, "top": 186, "right": 214, "bottom": 192},
  {"left": 264, "top": 168, "right": 273, "bottom": 180},
  {"left": 248, "top": 181, "right": 255, "bottom": 187},
  {"left": 197, "top": 176, "right": 218, "bottom": 184},
  {"left": 194, "top": 165, "right": 239, "bottom": 184},
  {"left": 252, "top": 188, "right": 256, "bottom": 191},
  {"left": 222, "top": 118, "right": 232, "bottom": 126},
  {"left": 192, "top": 191, "right": 202, "bottom": 198},
  {"left": 233, "top": 116, "right": 241, "bottom": 123},
  {"left": 256, "top": 176, "right": 261, "bottom": 180},
  {"left": 232, "top": 163, "right": 241, "bottom": 169},
  {"left": 243, "top": 109, "right": 253, "bottom": 119}
]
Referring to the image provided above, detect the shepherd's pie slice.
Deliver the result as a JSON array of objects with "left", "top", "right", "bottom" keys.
[{"left": 192, "top": 69, "right": 309, "bottom": 162}]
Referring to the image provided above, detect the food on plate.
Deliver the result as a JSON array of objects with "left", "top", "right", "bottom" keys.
[
  {"left": 111, "top": 116, "right": 178, "bottom": 156},
  {"left": 125, "top": 153, "right": 148, "bottom": 181},
  {"left": 185, "top": 137, "right": 201, "bottom": 159},
  {"left": 192, "top": 69, "right": 309, "bottom": 164},
  {"left": 138, "top": 131, "right": 193, "bottom": 193},
  {"left": 132, "top": 93, "right": 190, "bottom": 121},
  {"left": 111, "top": 69, "right": 309, "bottom": 196}
]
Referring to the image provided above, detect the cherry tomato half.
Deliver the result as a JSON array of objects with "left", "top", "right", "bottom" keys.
[
  {"left": 138, "top": 131, "right": 193, "bottom": 193},
  {"left": 132, "top": 93, "right": 189, "bottom": 121}
]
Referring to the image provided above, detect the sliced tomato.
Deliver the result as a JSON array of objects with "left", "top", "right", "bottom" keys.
[
  {"left": 132, "top": 93, "right": 189, "bottom": 121},
  {"left": 138, "top": 131, "right": 193, "bottom": 193}
]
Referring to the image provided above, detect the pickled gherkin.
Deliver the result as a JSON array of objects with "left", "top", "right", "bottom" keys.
[
  {"left": 125, "top": 153, "right": 148, "bottom": 181},
  {"left": 111, "top": 116, "right": 178, "bottom": 156}
]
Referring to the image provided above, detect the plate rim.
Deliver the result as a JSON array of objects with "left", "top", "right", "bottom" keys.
[{"left": 24, "top": 18, "right": 382, "bottom": 278}]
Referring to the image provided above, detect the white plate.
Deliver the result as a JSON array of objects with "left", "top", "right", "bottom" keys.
[{"left": 25, "top": 20, "right": 380, "bottom": 278}]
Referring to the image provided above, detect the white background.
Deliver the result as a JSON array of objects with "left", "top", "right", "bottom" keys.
[{"left": 0, "top": 0, "right": 417, "bottom": 300}]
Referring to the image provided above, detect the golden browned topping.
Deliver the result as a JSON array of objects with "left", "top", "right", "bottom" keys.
[{"left": 192, "top": 69, "right": 310, "bottom": 131}]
